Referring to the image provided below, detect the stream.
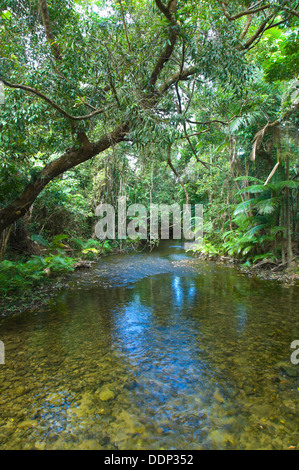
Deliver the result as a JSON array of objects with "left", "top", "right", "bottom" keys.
[{"left": 0, "top": 242, "right": 298, "bottom": 450}]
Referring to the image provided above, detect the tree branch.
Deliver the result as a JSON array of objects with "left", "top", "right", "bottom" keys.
[
  {"left": 186, "top": 117, "right": 234, "bottom": 126},
  {"left": 242, "top": 13, "right": 274, "bottom": 49},
  {"left": 0, "top": 77, "right": 109, "bottom": 121},
  {"left": 0, "top": 0, "right": 194, "bottom": 232},
  {"left": 0, "top": 124, "right": 129, "bottom": 232},
  {"left": 264, "top": 161, "right": 280, "bottom": 185},
  {"left": 39, "top": 0, "right": 62, "bottom": 62},
  {"left": 159, "top": 66, "right": 197, "bottom": 94},
  {"left": 167, "top": 146, "right": 189, "bottom": 205},
  {"left": 106, "top": 61, "right": 121, "bottom": 107},
  {"left": 148, "top": 31, "right": 178, "bottom": 89},
  {"left": 148, "top": 1, "right": 178, "bottom": 89},
  {"left": 219, "top": 1, "right": 271, "bottom": 20},
  {"left": 277, "top": 4, "right": 299, "bottom": 18},
  {"left": 239, "top": 14, "right": 253, "bottom": 40},
  {"left": 154, "top": 0, "right": 176, "bottom": 23},
  {"left": 118, "top": 0, "right": 131, "bottom": 50},
  {"left": 183, "top": 76, "right": 196, "bottom": 117}
]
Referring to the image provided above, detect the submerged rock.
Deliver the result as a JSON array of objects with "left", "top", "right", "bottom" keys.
[
  {"left": 213, "top": 389, "right": 225, "bottom": 404},
  {"left": 98, "top": 390, "right": 115, "bottom": 402}
]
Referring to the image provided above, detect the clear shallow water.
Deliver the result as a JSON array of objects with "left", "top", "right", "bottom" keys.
[{"left": 0, "top": 242, "right": 298, "bottom": 450}]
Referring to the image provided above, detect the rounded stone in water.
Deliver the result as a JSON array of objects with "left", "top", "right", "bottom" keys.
[{"left": 98, "top": 390, "right": 115, "bottom": 402}]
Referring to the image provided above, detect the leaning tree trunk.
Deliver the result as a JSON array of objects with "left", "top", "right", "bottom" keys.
[{"left": 0, "top": 125, "right": 129, "bottom": 233}]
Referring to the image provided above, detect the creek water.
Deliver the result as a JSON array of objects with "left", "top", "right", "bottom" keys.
[{"left": 0, "top": 242, "right": 298, "bottom": 450}]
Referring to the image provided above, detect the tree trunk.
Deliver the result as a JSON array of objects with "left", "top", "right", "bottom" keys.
[
  {"left": 0, "top": 124, "right": 129, "bottom": 233},
  {"left": 285, "top": 153, "right": 293, "bottom": 269},
  {"left": 0, "top": 225, "right": 13, "bottom": 261}
]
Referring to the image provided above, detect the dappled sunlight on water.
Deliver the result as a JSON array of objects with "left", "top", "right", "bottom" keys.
[{"left": 0, "top": 242, "right": 298, "bottom": 449}]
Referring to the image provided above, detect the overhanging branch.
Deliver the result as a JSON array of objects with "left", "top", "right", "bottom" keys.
[
  {"left": 39, "top": 0, "right": 62, "bottom": 62},
  {"left": 218, "top": 1, "right": 271, "bottom": 21},
  {"left": 0, "top": 77, "right": 109, "bottom": 121},
  {"left": 149, "top": 1, "right": 178, "bottom": 89},
  {"left": 277, "top": 3, "right": 299, "bottom": 18},
  {"left": 159, "top": 66, "right": 197, "bottom": 94},
  {"left": 0, "top": 123, "right": 129, "bottom": 232},
  {"left": 242, "top": 13, "right": 275, "bottom": 49},
  {"left": 167, "top": 145, "right": 189, "bottom": 205},
  {"left": 154, "top": 0, "right": 176, "bottom": 23}
]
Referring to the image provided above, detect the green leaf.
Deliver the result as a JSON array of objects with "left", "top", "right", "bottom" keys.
[
  {"left": 246, "top": 224, "right": 266, "bottom": 237},
  {"left": 1, "top": 10, "right": 12, "bottom": 20},
  {"left": 233, "top": 199, "right": 252, "bottom": 216},
  {"left": 239, "top": 184, "right": 268, "bottom": 194},
  {"left": 255, "top": 197, "right": 280, "bottom": 215}
]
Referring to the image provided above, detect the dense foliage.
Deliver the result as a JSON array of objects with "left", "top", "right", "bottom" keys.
[{"left": 0, "top": 0, "right": 298, "bottom": 300}]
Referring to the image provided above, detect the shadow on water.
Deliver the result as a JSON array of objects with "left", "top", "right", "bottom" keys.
[{"left": 0, "top": 241, "right": 298, "bottom": 449}]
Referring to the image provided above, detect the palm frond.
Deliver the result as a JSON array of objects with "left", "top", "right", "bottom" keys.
[
  {"left": 229, "top": 111, "right": 268, "bottom": 134},
  {"left": 239, "top": 184, "right": 269, "bottom": 194},
  {"left": 234, "top": 176, "right": 264, "bottom": 184},
  {"left": 268, "top": 180, "right": 299, "bottom": 192},
  {"left": 255, "top": 197, "right": 280, "bottom": 215},
  {"left": 233, "top": 199, "right": 253, "bottom": 215},
  {"left": 246, "top": 224, "right": 266, "bottom": 237}
]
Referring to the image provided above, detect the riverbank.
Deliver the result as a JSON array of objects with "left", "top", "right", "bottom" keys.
[
  {"left": 0, "top": 276, "right": 71, "bottom": 318},
  {"left": 193, "top": 252, "right": 299, "bottom": 287},
  {"left": 1, "top": 244, "right": 298, "bottom": 319},
  {"left": 0, "top": 240, "right": 146, "bottom": 318},
  {"left": 240, "top": 263, "right": 299, "bottom": 286}
]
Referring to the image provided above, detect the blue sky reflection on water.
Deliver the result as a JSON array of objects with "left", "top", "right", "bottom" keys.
[
  {"left": 236, "top": 303, "right": 247, "bottom": 335},
  {"left": 110, "top": 274, "right": 208, "bottom": 401}
]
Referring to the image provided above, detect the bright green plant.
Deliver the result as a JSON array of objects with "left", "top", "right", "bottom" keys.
[
  {"left": 221, "top": 177, "right": 298, "bottom": 263},
  {"left": 0, "top": 253, "right": 76, "bottom": 296},
  {"left": 70, "top": 237, "right": 113, "bottom": 259},
  {"left": 187, "top": 237, "right": 222, "bottom": 257}
]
